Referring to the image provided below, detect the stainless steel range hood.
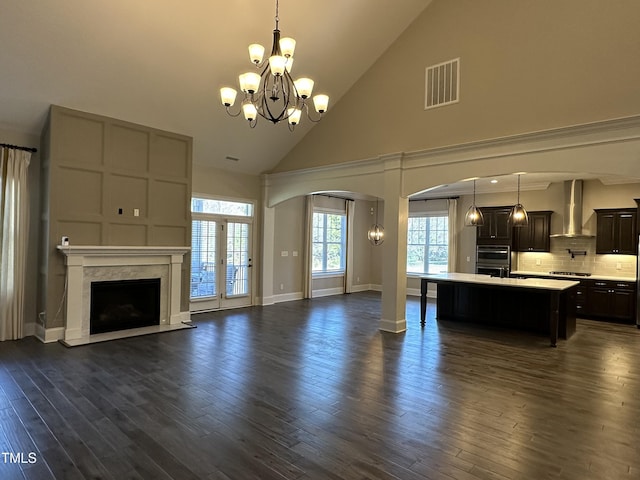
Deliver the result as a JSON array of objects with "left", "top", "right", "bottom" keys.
[{"left": 550, "top": 179, "right": 595, "bottom": 238}]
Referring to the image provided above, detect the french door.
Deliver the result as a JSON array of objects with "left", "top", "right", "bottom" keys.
[{"left": 190, "top": 217, "right": 252, "bottom": 312}]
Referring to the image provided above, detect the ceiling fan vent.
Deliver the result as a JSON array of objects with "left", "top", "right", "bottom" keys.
[{"left": 425, "top": 58, "right": 460, "bottom": 110}]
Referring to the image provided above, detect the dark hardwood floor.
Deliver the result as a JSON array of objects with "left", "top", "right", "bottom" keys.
[{"left": 1, "top": 292, "right": 639, "bottom": 479}]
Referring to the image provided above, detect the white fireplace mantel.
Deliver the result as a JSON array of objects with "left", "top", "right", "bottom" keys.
[{"left": 57, "top": 245, "right": 191, "bottom": 346}]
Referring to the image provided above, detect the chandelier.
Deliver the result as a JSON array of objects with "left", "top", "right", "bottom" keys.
[{"left": 219, "top": 0, "right": 329, "bottom": 130}]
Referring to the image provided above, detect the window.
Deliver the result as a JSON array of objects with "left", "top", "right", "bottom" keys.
[
  {"left": 192, "top": 198, "right": 253, "bottom": 216},
  {"left": 312, "top": 212, "right": 346, "bottom": 273},
  {"left": 407, "top": 215, "right": 449, "bottom": 274}
]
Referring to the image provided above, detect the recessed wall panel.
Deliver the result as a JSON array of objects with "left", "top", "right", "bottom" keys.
[
  {"left": 150, "top": 180, "right": 188, "bottom": 224},
  {"left": 150, "top": 226, "right": 188, "bottom": 246},
  {"left": 150, "top": 135, "right": 189, "bottom": 177},
  {"left": 56, "top": 113, "right": 104, "bottom": 165},
  {"left": 56, "top": 221, "right": 102, "bottom": 245},
  {"left": 57, "top": 168, "right": 103, "bottom": 216},
  {"left": 109, "top": 224, "right": 147, "bottom": 245},
  {"left": 111, "top": 125, "right": 149, "bottom": 172},
  {"left": 108, "top": 174, "right": 148, "bottom": 217}
]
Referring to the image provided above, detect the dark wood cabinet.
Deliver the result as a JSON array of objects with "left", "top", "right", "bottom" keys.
[
  {"left": 476, "top": 207, "right": 513, "bottom": 245},
  {"left": 575, "top": 284, "right": 587, "bottom": 317},
  {"left": 515, "top": 274, "right": 636, "bottom": 323},
  {"left": 595, "top": 209, "right": 637, "bottom": 255},
  {"left": 514, "top": 211, "right": 552, "bottom": 252},
  {"left": 585, "top": 279, "right": 636, "bottom": 323}
]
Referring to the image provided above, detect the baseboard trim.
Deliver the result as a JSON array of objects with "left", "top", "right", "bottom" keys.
[
  {"left": 35, "top": 325, "right": 65, "bottom": 343},
  {"left": 312, "top": 287, "right": 343, "bottom": 298},
  {"left": 379, "top": 317, "right": 407, "bottom": 333},
  {"left": 273, "top": 292, "right": 304, "bottom": 304}
]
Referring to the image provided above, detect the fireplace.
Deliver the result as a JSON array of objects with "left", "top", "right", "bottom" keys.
[
  {"left": 90, "top": 278, "right": 161, "bottom": 334},
  {"left": 56, "top": 245, "right": 191, "bottom": 346}
]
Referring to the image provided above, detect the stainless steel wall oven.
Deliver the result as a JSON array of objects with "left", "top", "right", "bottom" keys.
[{"left": 476, "top": 245, "right": 511, "bottom": 277}]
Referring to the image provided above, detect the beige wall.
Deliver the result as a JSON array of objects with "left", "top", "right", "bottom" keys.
[
  {"left": 273, "top": 0, "right": 640, "bottom": 173},
  {"left": 0, "top": 128, "right": 41, "bottom": 332},
  {"left": 41, "top": 106, "right": 193, "bottom": 329},
  {"left": 271, "top": 196, "right": 381, "bottom": 297},
  {"left": 192, "top": 164, "right": 261, "bottom": 201},
  {"left": 273, "top": 196, "right": 305, "bottom": 295}
]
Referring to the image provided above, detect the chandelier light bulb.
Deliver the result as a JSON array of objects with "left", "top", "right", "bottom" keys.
[
  {"left": 287, "top": 108, "right": 302, "bottom": 125},
  {"left": 242, "top": 103, "right": 257, "bottom": 122},
  {"left": 239, "top": 72, "right": 261, "bottom": 94},
  {"left": 220, "top": 87, "right": 237, "bottom": 107},
  {"left": 279, "top": 37, "right": 296, "bottom": 57},
  {"left": 268, "top": 55, "right": 287, "bottom": 76},
  {"left": 248, "top": 44, "right": 265, "bottom": 65},
  {"left": 294, "top": 78, "right": 314, "bottom": 99},
  {"left": 313, "top": 94, "right": 329, "bottom": 113}
]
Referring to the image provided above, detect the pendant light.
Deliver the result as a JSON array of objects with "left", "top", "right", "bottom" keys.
[
  {"left": 464, "top": 179, "right": 484, "bottom": 227},
  {"left": 368, "top": 198, "right": 384, "bottom": 246},
  {"left": 509, "top": 174, "right": 529, "bottom": 227}
]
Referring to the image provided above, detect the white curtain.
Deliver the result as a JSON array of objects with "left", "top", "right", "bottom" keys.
[
  {"left": 344, "top": 199, "right": 355, "bottom": 293},
  {"left": 0, "top": 148, "right": 31, "bottom": 341},
  {"left": 302, "top": 195, "right": 314, "bottom": 298},
  {"left": 447, "top": 198, "right": 458, "bottom": 273}
]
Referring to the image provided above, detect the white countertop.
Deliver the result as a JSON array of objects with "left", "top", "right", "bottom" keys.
[
  {"left": 511, "top": 270, "right": 636, "bottom": 282},
  {"left": 422, "top": 273, "right": 580, "bottom": 291}
]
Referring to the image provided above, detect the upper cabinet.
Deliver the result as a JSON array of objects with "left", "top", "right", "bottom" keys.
[
  {"left": 514, "top": 211, "right": 552, "bottom": 252},
  {"left": 476, "top": 207, "right": 513, "bottom": 245},
  {"left": 595, "top": 209, "right": 637, "bottom": 255}
]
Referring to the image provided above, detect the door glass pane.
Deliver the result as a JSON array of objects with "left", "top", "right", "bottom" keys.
[
  {"left": 191, "top": 220, "right": 217, "bottom": 298},
  {"left": 226, "top": 222, "right": 250, "bottom": 297}
]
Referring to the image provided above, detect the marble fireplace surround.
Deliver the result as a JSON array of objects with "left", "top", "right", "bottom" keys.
[{"left": 57, "top": 245, "right": 191, "bottom": 346}]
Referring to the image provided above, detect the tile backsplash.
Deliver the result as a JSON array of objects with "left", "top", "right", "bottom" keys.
[{"left": 515, "top": 237, "right": 637, "bottom": 278}]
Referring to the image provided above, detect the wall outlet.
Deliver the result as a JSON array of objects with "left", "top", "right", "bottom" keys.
[
  {"left": 616, "top": 263, "right": 622, "bottom": 270},
  {"left": 536, "top": 258, "right": 542, "bottom": 266},
  {"left": 133, "top": 208, "right": 140, "bottom": 217},
  {"left": 466, "top": 256, "right": 470, "bottom": 262},
  {"left": 281, "top": 251, "right": 288, "bottom": 257},
  {"left": 292, "top": 251, "right": 298, "bottom": 257},
  {"left": 280, "top": 283, "right": 284, "bottom": 290}
]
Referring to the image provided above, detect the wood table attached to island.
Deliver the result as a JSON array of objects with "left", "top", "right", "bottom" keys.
[{"left": 420, "top": 273, "right": 580, "bottom": 346}]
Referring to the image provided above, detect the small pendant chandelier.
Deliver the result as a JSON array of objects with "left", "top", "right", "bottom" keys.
[
  {"left": 509, "top": 174, "right": 529, "bottom": 227},
  {"left": 464, "top": 179, "right": 484, "bottom": 227},
  {"left": 219, "top": 0, "right": 329, "bottom": 131},
  {"left": 368, "top": 198, "right": 384, "bottom": 246}
]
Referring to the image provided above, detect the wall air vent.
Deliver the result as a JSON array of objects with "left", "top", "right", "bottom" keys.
[{"left": 425, "top": 58, "right": 460, "bottom": 110}]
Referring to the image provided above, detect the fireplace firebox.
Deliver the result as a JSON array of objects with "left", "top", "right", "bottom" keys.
[{"left": 90, "top": 278, "right": 161, "bottom": 335}]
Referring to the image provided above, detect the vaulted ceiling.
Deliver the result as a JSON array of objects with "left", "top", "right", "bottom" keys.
[{"left": 0, "top": 0, "right": 432, "bottom": 174}]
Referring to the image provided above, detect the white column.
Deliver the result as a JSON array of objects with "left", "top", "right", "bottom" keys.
[
  {"left": 379, "top": 158, "right": 408, "bottom": 333},
  {"left": 64, "top": 255, "right": 84, "bottom": 341},
  {"left": 169, "top": 254, "right": 184, "bottom": 324}
]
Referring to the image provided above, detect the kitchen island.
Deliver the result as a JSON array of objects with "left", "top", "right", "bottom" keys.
[{"left": 420, "top": 273, "right": 580, "bottom": 346}]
